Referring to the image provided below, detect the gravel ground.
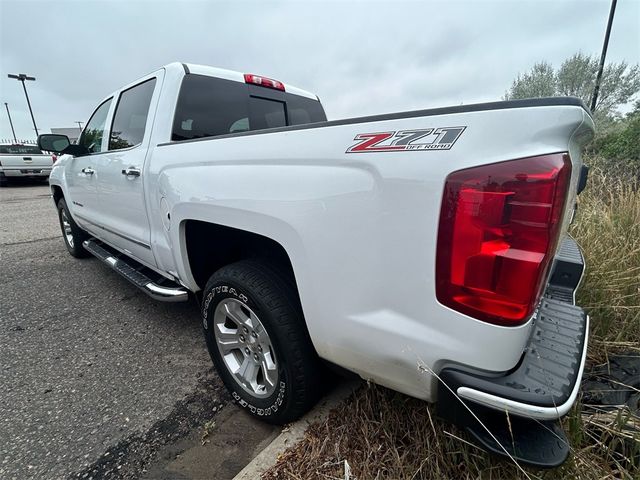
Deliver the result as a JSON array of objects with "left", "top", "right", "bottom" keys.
[{"left": 0, "top": 183, "right": 266, "bottom": 479}]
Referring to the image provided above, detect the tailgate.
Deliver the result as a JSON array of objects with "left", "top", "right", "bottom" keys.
[{"left": 0, "top": 153, "right": 53, "bottom": 169}]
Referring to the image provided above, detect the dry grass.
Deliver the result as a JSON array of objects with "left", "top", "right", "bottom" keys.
[
  {"left": 263, "top": 160, "right": 640, "bottom": 480},
  {"left": 571, "top": 159, "right": 640, "bottom": 353},
  {"left": 263, "top": 385, "right": 638, "bottom": 480}
]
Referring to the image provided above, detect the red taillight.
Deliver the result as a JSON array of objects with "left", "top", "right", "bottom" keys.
[
  {"left": 244, "top": 73, "right": 285, "bottom": 91},
  {"left": 436, "top": 153, "right": 572, "bottom": 326},
  {"left": 51, "top": 154, "right": 57, "bottom": 164}
]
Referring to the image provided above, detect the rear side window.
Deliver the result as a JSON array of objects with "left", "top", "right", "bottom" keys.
[
  {"left": 109, "top": 78, "right": 156, "bottom": 150},
  {"left": 172, "top": 75, "right": 249, "bottom": 141},
  {"left": 0, "top": 145, "right": 42, "bottom": 154},
  {"left": 172, "top": 74, "right": 326, "bottom": 141}
]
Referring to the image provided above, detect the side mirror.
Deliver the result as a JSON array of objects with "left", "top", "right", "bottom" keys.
[
  {"left": 37, "top": 134, "right": 89, "bottom": 156},
  {"left": 38, "top": 134, "right": 70, "bottom": 154}
]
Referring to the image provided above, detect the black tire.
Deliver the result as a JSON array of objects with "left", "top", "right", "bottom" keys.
[
  {"left": 202, "top": 260, "right": 323, "bottom": 424},
  {"left": 57, "top": 198, "right": 90, "bottom": 258},
  {"left": 0, "top": 174, "right": 8, "bottom": 187}
]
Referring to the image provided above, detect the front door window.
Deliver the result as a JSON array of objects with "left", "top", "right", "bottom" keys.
[{"left": 77, "top": 98, "right": 113, "bottom": 154}]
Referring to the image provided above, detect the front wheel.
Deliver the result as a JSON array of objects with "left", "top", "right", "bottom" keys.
[
  {"left": 202, "top": 260, "right": 323, "bottom": 424},
  {"left": 57, "top": 198, "right": 90, "bottom": 258}
]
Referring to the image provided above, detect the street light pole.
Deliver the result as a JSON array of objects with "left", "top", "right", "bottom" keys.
[
  {"left": 75, "top": 121, "right": 84, "bottom": 130},
  {"left": 4, "top": 102, "right": 18, "bottom": 143},
  {"left": 7, "top": 73, "right": 39, "bottom": 136},
  {"left": 591, "top": 0, "right": 618, "bottom": 112}
]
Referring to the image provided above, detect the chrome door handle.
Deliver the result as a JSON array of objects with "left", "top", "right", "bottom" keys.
[
  {"left": 121, "top": 167, "right": 141, "bottom": 177},
  {"left": 81, "top": 167, "right": 95, "bottom": 175}
]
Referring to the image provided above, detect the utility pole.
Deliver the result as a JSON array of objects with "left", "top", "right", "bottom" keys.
[
  {"left": 4, "top": 102, "right": 18, "bottom": 143},
  {"left": 75, "top": 121, "right": 84, "bottom": 130},
  {"left": 7, "top": 73, "right": 39, "bottom": 136},
  {"left": 591, "top": 0, "right": 618, "bottom": 112}
]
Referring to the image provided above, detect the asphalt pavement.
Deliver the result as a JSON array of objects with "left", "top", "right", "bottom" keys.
[{"left": 0, "top": 182, "right": 278, "bottom": 479}]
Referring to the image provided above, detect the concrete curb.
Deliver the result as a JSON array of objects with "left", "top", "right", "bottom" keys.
[{"left": 233, "top": 380, "right": 361, "bottom": 480}]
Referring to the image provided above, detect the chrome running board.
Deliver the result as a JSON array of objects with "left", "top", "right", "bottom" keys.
[{"left": 82, "top": 239, "right": 189, "bottom": 302}]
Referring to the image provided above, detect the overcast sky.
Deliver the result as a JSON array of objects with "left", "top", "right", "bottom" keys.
[{"left": 0, "top": 0, "right": 638, "bottom": 141}]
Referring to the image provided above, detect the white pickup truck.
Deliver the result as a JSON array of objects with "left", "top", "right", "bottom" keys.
[
  {"left": 40, "top": 62, "right": 594, "bottom": 467},
  {"left": 0, "top": 143, "right": 55, "bottom": 186}
]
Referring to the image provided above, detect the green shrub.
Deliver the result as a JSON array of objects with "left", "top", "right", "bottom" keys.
[{"left": 589, "top": 105, "right": 640, "bottom": 173}]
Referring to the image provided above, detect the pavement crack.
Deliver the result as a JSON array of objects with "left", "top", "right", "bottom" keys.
[{"left": 1, "top": 235, "right": 60, "bottom": 246}]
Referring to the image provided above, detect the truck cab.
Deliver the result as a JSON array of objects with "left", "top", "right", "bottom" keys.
[{"left": 47, "top": 64, "right": 326, "bottom": 269}]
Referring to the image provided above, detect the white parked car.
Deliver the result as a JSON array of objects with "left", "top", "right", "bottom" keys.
[
  {"left": 40, "top": 62, "right": 594, "bottom": 467},
  {"left": 0, "top": 143, "right": 55, "bottom": 185}
]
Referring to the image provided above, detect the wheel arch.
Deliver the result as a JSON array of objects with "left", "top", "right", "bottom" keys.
[
  {"left": 182, "top": 219, "right": 301, "bottom": 298},
  {"left": 51, "top": 184, "right": 64, "bottom": 205}
]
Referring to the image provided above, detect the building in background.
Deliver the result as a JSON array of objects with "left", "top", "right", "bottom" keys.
[{"left": 51, "top": 127, "right": 82, "bottom": 143}]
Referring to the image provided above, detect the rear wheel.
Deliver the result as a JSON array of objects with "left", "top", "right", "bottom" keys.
[
  {"left": 202, "top": 260, "right": 323, "bottom": 424},
  {"left": 57, "top": 198, "right": 90, "bottom": 258}
]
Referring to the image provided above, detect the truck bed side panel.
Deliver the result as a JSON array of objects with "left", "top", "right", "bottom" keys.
[{"left": 148, "top": 102, "right": 592, "bottom": 400}]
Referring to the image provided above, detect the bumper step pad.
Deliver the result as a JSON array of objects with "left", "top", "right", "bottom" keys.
[
  {"left": 438, "top": 298, "right": 587, "bottom": 413},
  {"left": 546, "top": 236, "right": 585, "bottom": 304}
]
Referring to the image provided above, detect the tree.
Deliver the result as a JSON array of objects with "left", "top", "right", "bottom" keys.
[
  {"left": 505, "top": 53, "right": 640, "bottom": 120},
  {"left": 506, "top": 62, "right": 557, "bottom": 100},
  {"left": 591, "top": 101, "right": 640, "bottom": 169}
]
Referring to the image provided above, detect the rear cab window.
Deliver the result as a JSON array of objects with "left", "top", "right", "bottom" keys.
[
  {"left": 171, "top": 74, "right": 326, "bottom": 141},
  {"left": 248, "top": 97, "right": 286, "bottom": 130}
]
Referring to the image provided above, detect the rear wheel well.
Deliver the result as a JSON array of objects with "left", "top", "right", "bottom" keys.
[{"left": 184, "top": 220, "right": 298, "bottom": 294}]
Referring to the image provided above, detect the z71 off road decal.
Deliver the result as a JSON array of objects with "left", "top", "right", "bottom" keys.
[{"left": 346, "top": 126, "right": 466, "bottom": 153}]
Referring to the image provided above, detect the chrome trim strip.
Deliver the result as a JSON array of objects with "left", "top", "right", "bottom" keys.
[
  {"left": 75, "top": 214, "right": 151, "bottom": 250},
  {"left": 456, "top": 315, "right": 589, "bottom": 421}
]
